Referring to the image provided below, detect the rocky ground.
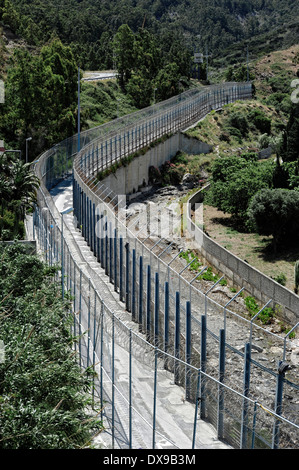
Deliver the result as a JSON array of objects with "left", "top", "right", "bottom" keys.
[{"left": 123, "top": 178, "right": 299, "bottom": 445}]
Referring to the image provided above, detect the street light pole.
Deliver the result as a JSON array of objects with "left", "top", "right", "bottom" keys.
[
  {"left": 78, "top": 67, "right": 81, "bottom": 153},
  {"left": 26, "top": 137, "right": 32, "bottom": 163}
]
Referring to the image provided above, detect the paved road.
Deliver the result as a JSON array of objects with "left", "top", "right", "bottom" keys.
[{"left": 83, "top": 71, "right": 117, "bottom": 82}]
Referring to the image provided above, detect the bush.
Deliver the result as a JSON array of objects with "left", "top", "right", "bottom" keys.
[
  {"left": 273, "top": 273, "right": 287, "bottom": 286},
  {"left": 0, "top": 208, "right": 25, "bottom": 241},
  {"left": 244, "top": 295, "right": 259, "bottom": 315},
  {"left": 0, "top": 244, "right": 102, "bottom": 448},
  {"left": 225, "top": 126, "right": 243, "bottom": 143},
  {"left": 160, "top": 160, "right": 185, "bottom": 185},
  {"left": 248, "top": 188, "right": 299, "bottom": 252},
  {"left": 228, "top": 112, "right": 249, "bottom": 137},
  {"left": 248, "top": 109, "right": 271, "bottom": 134}
]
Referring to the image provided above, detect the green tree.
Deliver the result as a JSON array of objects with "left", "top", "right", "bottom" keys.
[
  {"left": 126, "top": 71, "right": 153, "bottom": 108},
  {"left": 0, "top": 39, "right": 78, "bottom": 157},
  {"left": 113, "top": 24, "right": 135, "bottom": 90},
  {"left": 155, "top": 63, "right": 181, "bottom": 101},
  {"left": 0, "top": 153, "right": 39, "bottom": 239},
  {"left": 248, "top": 188, "right": 299, "bottom": 252},
  {"left": 281, "top": 104, "right": 299, "bottom": 162},
  {"left": 208, "top": 154, "right": 274, "bottom": 224}
]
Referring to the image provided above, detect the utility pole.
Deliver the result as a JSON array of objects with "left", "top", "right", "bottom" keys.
[
  {"left": 78, "top": 67, "right": 81, "bottom": 153},
  {"left": 26, "top": 137, "right": 32, "bottom": 163},
  {"left": 247, "top": 45, "right": 249, "bottom": 82}
]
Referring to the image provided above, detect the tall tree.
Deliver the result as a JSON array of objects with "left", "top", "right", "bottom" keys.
[
  {"left": 281, "top": 104, "right": 299, "bottom": 162},
  {"left": 113, "top": 24, "right": 135, "bottom": 90}
]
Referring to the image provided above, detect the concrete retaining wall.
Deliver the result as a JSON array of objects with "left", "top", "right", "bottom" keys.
[
  {"left": 102, "top": 132, "right": 212, "bottom": 197},
  {"left": 99, "top": 131, "right": 299, "bottom": 325}
]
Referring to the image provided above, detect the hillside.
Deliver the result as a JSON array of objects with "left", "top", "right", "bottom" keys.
[
  {"left": 1, "top": 0, "right": 299, "bottom": 70},
  {"left": 179, "top": 45, "right": 299, "bottom": 292}
]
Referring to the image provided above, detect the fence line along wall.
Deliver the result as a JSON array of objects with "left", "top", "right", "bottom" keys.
[
  {"left": 186, "top": 186, "right": 299, "bottom": 326},
  {"left": 74, "top": 82, "right": 252, "bottom": 181},
  {"left": 33, "top": 81, "right": 299, "bottom": 450},
  {"left": 97, "top": 132, "right": 213, "bottom": 198}
]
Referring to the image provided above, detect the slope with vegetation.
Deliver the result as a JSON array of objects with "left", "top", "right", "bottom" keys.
[
  {"left": 1, "top": 0, "right": 299, "bottom": 69},
  {"left": 0, "top": 0, "right": 298, "bottom": 448},
  {"left": 182, "top": 47, "right": 299, "bottom": 292},
  {"left": 0, "top": 243, "right": 102, "bottom": 448}
]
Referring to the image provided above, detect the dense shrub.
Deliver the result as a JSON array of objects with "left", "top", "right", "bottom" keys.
[
  {"left": 0, "top": 244, "right": 102, "bottom": 448},
  {"left": 248, "top": 188, "right": 299, "bottom": 252},
  {"left": 248, "top": 108, "right": 271, "bottom": 134}
]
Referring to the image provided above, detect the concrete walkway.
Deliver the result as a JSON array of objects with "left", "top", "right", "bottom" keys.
[{"left": 45, "top": 177, "right": 231, "bottom": 450}]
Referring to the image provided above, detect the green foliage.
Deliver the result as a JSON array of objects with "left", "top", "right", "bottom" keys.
[
  {"left": 248, "top": 108, "right": 271, "bottom": 134},
  {"left": 0, "top": 39, "right": 78, "bottom": 158},
  {"left": 248, "top": 188, "right": 299, "bottom": 252},
  {"left": 228, "top": 111, "right": 249, "bottom": 137},
  {"left": 225, "top": 64, "right": 255, "bottom": 82},
  {"left": 244, "top": 295, "right": 274, "bottom": 324},
  {"left": 1, "top": 0, "right": 299, "bottom": 73},
  {"left": 112, "top": 25, "right": 191, "bottom": 107},
  {"left": 0, "top": 152, "right": 39, "bottom": 240},
  {"left": 208, "top": 155, "right": 274, "bottom": 224},
  {"left": 0, "top": 244, "right": 102, "bottom": 448},
  {"left": 0, "top": 208, "right": 25, "bottom": 240},
  {"left": 80, "top": 80, "right": 137, "bottom": 128},
  {"left": 244, "top": 295, "right": 259, "bottom": 315},
  {"left": 273, "top": 273, "right": 287, "bottom": 286},
  {"left": 179, "top": 249, "right": 203, "bottom": 272},
  {"left": 160, "top": 160, "right": 185, "bottom": 185},
  {"left": 280, "top": 104, "right": 299, "bottom": 163}
]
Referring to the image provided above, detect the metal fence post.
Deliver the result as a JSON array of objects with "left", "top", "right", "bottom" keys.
[
  {"left": 138, "top": 255, "right": 143, "bottom": 331},
  {"left": 154, "top": 272, "right": 159, "bottom": 347},
  {"left": 92, "top": 202, "right": 96, "bottom": 254},
  {"left": 79, "top": 268, "right": 82, "bottom": 368},
  {"left": 109, "top": 222, "right": 113, "bottom": 283},
  {"left": 129, "top": 329, "right": 133, "bottom": 449},
  {"left": 186, "top": 300, "right": 191, "bottom": 401},
  {"left": 200, "top": 314, "right": 207, "bottom": 419},
  {"left": 175, "top": 291, "right": 180, "bottom": 385},
  {"left": 218, "top": 328, "right": 225, "bottom": 440},
  {"left": 87, "top": 277, "right": 91, "bottom": 368},
  {"left": 146, "top": 264, "right": 151, "bottom": 341},
  {"left": 112, "top": 313, "right": 115, "bottom": 449},
  {"left": 272, "top": 363, "right": 286, "bottom": 449},
  {"left": 152, "top": 347, "right": 158, "bottom": 449},
  {"left": 164, "top": 281, "right": 169, "bottom": 360},
  {"left": 119, "top": 235, "right": 123, "bottom": 302},
  {"left": 92, "top": 290, "right": 97, "bottom": 407},
  {"left": 105, "top": 231, "right": 108, "bottom": 276},
  {"left": 132, "top": 249, "right": 136, "bottom": 320},
  {"left": 100, "top": 213, "right": 104, "bottom": 268},
  {"left": 241, "top": 342, "right": 251, "bottom": 449},
  {"left": 100, "top": 300, "right": 104, "bottom": 422},
  {"left": 192, "top": 368, "right": 201, "bottom": 449},
  {"left": 114, "top": 228, "right": 117, "bottom": 292},
  {"left": 125, "top": 242, "right": 130, "bottom": 312}
]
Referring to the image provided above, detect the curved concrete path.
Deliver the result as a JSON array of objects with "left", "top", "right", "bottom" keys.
[{"left": 46, "top": 176, "right": 231, "bottom": 450}]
